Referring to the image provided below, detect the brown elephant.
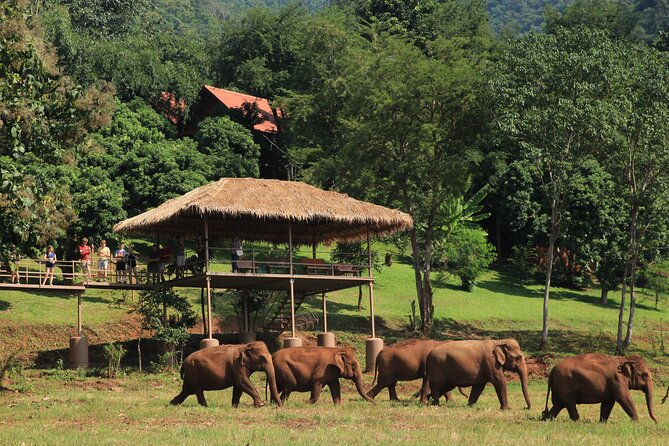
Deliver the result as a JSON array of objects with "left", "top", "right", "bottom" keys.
[
  {"left": 272, "top": 346, "right": 375, "bottom": 404},
  {"left": 423, "top": 339, "right": 531, "bottom": 410},
  {"left": 367, "top": 339, "right": 467, "bottom": 402},
  {"left": 170, "top": 341, "right": 282, "bottom": 408},
  {"left": 542, "top": 353, "right": 657, "bottom": 422}
]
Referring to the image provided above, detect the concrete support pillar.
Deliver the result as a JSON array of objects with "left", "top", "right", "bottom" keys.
[
  {"left": 69, "top": 292, "right": 88, "bottom": 368},
  {"left": 200, "top": 337, "right": 219, "bottom": 349},
  {"left": 317, "top": 332, "right": 335, "bottom": 347},
  {"left": 239, "top": 332, "right": 256, "bottom": 344},
  {"left": 283, "top": 337, "right": 302, "bottom": 348},
  {"left": 365, "top": 337, "right": 383, "bottom": 373}
]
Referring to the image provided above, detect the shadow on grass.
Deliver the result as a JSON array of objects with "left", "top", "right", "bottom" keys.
[
  {"left": 0, "top": 300, "right": 10, "bottom": 311},
  {"left": 430, "top": 317, "right": 646, "bottom": 357}
]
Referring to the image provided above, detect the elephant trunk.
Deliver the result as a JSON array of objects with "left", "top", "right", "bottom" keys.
[
  {"left": 354, "top": 367, "right": 375, "bottom": 404},
  {"left": 645, "top": 381, "right": 657, "bottom": 423},
  {"left": 519, "top": 360, "right": 531, "bottom": 410},
  {"left": 264, "top": 358, "right": 283, "bottom": 408}
]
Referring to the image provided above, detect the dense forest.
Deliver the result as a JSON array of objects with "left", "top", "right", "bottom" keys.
[{"left": 4, "top": 0, "right": 669, "bottom": 352}]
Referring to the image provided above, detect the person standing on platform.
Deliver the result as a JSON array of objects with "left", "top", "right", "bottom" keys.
[
  {"left": 79, "top": 238, "right": 91, "bottom": 283},
  {"left": 42, "top": 245, "right": 57, "bottom": 286},
  {"left": 148, "top": 244, "right": 160, "bottom": 283},
  {"left": 97, "top": 240, "right": 111, "bottom": 282},
  {"left": 115, "top": 242, "right": 127, "bottom": 283},
  {"left": 176, "top": 236, "right": 186, "bottom": 278},
  {"left": 231, "top": 235, "right": 243, "bottom": 272},
  {"left": 126, "top": 247, "right": 137, "bottom": 284}
]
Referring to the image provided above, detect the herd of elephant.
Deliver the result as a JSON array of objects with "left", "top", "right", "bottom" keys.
[{"left": 170, "top": 338, "right": 666, "bottom": 423}]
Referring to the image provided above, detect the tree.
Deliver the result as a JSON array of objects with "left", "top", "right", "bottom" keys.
[
  {"left": 641, "top": 260, "right": 669, "bottom": 309},
  {"left": 193, "top": 116, "right": 261, "bottom": 179},
  {"left": 336, "top": 32, "right": 486, "bottom": 336},
  {"left": 604, "top": 44, "right": 669, "bottom": 353},
  {"left": 489, "top": 28, "right": 628, "bottom": 350},
  {"left": 544, "top": 0, "right": 642, "bottom": 41},
  {"left": 434, "top": 226, "right": 496, "bottom": 291}
]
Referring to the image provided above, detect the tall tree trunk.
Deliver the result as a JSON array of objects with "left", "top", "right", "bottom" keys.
[
  {"left": 617, "top": 203, "right": 638, "bottom": 354},
  {"left": 616, "top": 265, "right": 629, "bottom": 354},
  {"left": 357, "top": 286, "right": 363, "bottom": 312},
  {"left": 622, "top": 253, "right": 639, "bottom": 353},
  {"left": 421, "top": 232, "right": 434, "bottom": 337},
  {"left": 495, "top": 212, "right": 502, "bottom": 256},
  {"left": 600, "top": 285, "right": 608, "bottom": 306},
  {"left": 409, "top": 230, "right": 427, "bottom": 333},
  {"left": 540, "top": 204, "right": 559, "bottom": 351}
]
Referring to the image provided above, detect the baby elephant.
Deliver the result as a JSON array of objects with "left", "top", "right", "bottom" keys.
[
  {"left": 170, "top": 341, "right": 282, "bottom": 408},
  {"left": 542, "top": 353, "right": 657, "bottom": 423},
  {"left": 272, "top": 346, "right": 376, "bottom": 404}
]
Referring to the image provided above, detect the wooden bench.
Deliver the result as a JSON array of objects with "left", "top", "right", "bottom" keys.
[
  {"left": 235, "top": 260, "right": 255, "bottom": 273},
  {"left": 301, "top": 258, "right": 331, "bottom": 275},
  {"left": 334, "top": 263, "right": 360, "bottom": 276}
]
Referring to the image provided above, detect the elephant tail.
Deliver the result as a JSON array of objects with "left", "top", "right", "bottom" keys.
[
  {"left": 179, "top": 363, "right": 185, "bottom": 380},
  {"left": 371, "top": 360, "right": 379, "bottom": 386},
  {"left": 265, "top": 378, "right": 269, "bottom": 401},
  {"left": 542, "top": 370, "right": 552, "bottom": 419}
]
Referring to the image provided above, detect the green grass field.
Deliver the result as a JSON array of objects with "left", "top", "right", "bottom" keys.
[
  {"left": 2, "top": 253, "right": 669, "bottom": 444},
  {"left": 1, "top": 372, "right": 668, "bottom": 445}
]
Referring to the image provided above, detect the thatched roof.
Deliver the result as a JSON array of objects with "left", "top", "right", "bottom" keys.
[{"left": 113, "top": 178, "right": 413, "bottom": 244}]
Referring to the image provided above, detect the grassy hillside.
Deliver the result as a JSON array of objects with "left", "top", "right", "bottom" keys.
[{"left": 2, "top": 252, "right": 668, "bottom": 372}]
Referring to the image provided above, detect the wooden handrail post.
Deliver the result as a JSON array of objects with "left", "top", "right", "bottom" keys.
[{"left": 204, "top": 215, "right": 213, "bottom": 340}]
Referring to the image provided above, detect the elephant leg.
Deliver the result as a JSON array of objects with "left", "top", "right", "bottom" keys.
[
  {"left": 366, "top": 382, "right": 385, "bottom": 400},
  {"left": 281, "top": 389, "right": 292, "bottom": 402},
  {"left": 309, "top": 383, "right": 324, "bottom": 404},
  {"left": 419, "top": 378, "right": 430, "bottom": 404},
  {"left": 170, "top": 382, "right": 192, "bottom": 405},
  {"left": 195, "top": 389, "right": 207, "bottom": 407},
  {"left": 443, "top": 391, "right": 453, "bottom": 402},
  {"left": 599, "top": 401, "right": 615, "bottom": 422},
  {"left": 237, "top": 375, "right": 264, "bottom": 407},
  {"left": 388, "top": 383, "right": 400, "bottom": 402},
  {"left": 543, "top": 402, "right": 564, "bottom": 420},
  {"left": 231, "top": 386, "right": 243, "bottom": 408},
  {"left": 616, "top": 393, "right": 639, "bottom": 421},
  {"left": 433, "top": 384, "right": 455, "bottom": 406},
  {"left": 492, "top": 381, "right": 510, "bottom": 410},
  {"left": 329, "top": 380, "right": 341, "bottom": 405},
  {"left": 566, "top": 403, "right": 580, "bottom": 421},
  {"left": 468, "top": 384, "right": 486, "bottom": 406}
]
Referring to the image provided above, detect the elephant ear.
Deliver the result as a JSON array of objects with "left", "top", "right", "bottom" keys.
[
  {"left": 618, "top": 362, "right": 635, "bottom": 384},
  {"left": 334, "top": 352, "right": 346, "bottom": 374},
  {"left": 493, "top": 345, "right": 507, "bottom": 367}
]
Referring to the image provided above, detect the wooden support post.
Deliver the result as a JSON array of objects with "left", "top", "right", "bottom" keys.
[
  {"left": 77, "top": 291, "right": 82, "bottom": 337},
  {"left": 284, "top": 220, "right": 301, "bottom": 348},
  {"left": 365, "top": 225, "right": 382, "bottom": 372},
  {"left": 200, "top": 215, "right": 219, "bottom": 349}
]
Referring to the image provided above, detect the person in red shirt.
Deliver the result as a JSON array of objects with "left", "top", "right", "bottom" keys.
[{"left": 78, "top": 237, "right": 92, "bottom": 283}]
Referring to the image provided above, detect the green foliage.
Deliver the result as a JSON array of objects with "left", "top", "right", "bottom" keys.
[
  {"left": 102, "top": 343, "right": 126, "bottom": 378},
  {"left": 58, "top": 0, "right": 152, "bottom": 38},
  {"left": 641, "top": 260, "right": 669, "bottom": 309},
  {"left": 434, "top": 227, "right": 496, "bottom": 291},
  {"left": 486, "top": 0, "right": 571, "bottom": 34},
  {"left": 134, "top": 288, "right": 197, "bottom": 348},
  {"left": 224, "top": 290, "right": 273, "bottom": 332},
  {"left": 509, "top": 244, "right": 540, "bottom": 285},
  {"left": 544, "top": 0, "right": 643, "bottom": 40},
  {"left": 193, "top": 116, "right": 261, "bottom": 178},
  {"left": 0, "top": 349, "right": 21, "bottom": 390}
]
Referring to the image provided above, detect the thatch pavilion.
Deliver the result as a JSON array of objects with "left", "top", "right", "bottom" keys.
[{"left": 113, "top": 178, "right": 413, "bottom": 370}]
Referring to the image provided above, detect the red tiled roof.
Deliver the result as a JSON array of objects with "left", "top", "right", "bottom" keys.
[
  {"left": 155, "top": 91, "right": 186, "bottom": 124},
  {"left": 203, "top": 85, "right": 279, "bottom": 133}
]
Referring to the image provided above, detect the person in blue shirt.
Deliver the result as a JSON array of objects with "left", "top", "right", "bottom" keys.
[{"left": 42, "top": 245, "right": 57, "bottom": 286}]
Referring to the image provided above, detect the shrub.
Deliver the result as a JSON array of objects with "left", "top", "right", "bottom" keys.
[
  {"left": 435, "top": 227, "right": 496, "bottom": 291},
  {"left": 102, "top": 343, "right": 126, "bottom": 378}
]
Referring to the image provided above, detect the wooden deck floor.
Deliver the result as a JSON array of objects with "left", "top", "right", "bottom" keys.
[{"left": 0, "top": 272, "right": 372, "bottom": 295}]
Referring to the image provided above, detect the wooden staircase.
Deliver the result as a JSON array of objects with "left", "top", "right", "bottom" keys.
[{"left": 264, "top": 292, "right": 309, "bottom": 333}]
